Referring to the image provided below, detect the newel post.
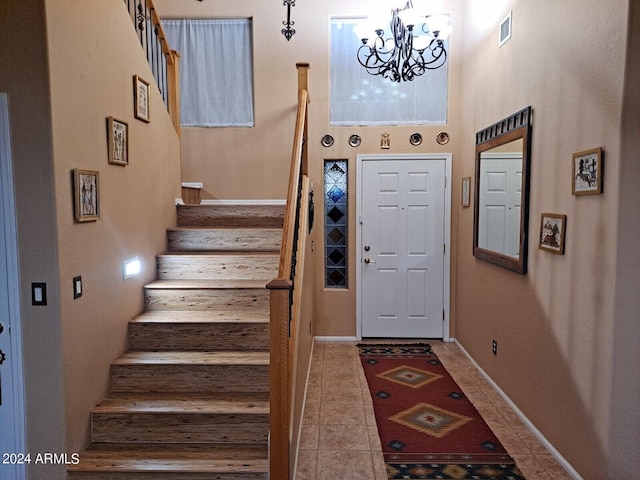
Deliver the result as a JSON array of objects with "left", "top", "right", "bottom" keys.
[
  {"left": 296, "top": 62, "right": 309, "bottom": 177},
  {"left": 167, "top": 50, "right": 181, "bottom": 137},
  {"left": 267, "top": 278, "right": 292, "bottom": 480}
]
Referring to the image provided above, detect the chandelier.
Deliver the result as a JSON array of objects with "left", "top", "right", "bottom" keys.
[{"left": 354, "top": 1, "right": 451, "bottom": 82}]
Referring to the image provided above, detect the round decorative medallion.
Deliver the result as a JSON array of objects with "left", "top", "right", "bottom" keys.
[
  {"left": 410, "top": 133, "right": 423, "bottom": 146},
  {"left": 436, "top": 132, "right": 450, "bottom": 145},
  {"left": 349, "top": 134, "right": 361, "bottom": 147},
  {"left": 321, "top": 134, "right": 334, "bottom": 147}
]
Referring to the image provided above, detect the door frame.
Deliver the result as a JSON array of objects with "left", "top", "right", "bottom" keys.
[
  {"left": 1, "top": 93, "right": 26, "bottom": 480},
  {"left": 356, "top": 153, "right": 452, "bottom": 341}
]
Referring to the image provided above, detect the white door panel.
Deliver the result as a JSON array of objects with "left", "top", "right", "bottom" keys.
[
  {"left": 361, "top": 157, "right": 446, "bottom": 338},
  {"left": 478, "top": 156, "right": 522, "bottom": 257},
  {"left": 0, "top": 94, "right": 25, "bottom": 479}
]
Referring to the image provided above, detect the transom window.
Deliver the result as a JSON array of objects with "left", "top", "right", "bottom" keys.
[{"left": 330, "top": 18, "right": 448, "bottom": 126}]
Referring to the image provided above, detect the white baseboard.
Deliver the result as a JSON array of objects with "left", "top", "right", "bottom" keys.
[
  {"left": 314, "top": 336, "right": 360, "bottom": 342},
  {"left": 454, "top": 340, "right": 583, "bottom": 480}
]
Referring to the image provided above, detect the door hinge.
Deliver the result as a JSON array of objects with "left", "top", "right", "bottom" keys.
[
  {"left": 443, "top": 309, "right": 446, "bottom": 320},
  {"left": 443, "top": 243, "right": 446, "bottom": 254},
  {"left": 444, "top": 176, "right": 447, "bottom": 188}
]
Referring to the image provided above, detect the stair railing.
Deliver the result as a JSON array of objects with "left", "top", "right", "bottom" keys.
[
  {"left": 123, "top": 0, "right": 181, "bottom": 134},
  {"left": 267, "top": 62, "right": 311, "bottom": 480}
]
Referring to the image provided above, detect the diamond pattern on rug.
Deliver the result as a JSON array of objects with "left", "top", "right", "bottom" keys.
[
  {"left": 377, "top": 365, "right": 443, "bottom": 389},
  {"left": 388, "top": 402, "right": 473, "bottom": 439}
]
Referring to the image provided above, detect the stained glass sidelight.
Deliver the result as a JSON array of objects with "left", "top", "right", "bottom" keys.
[{"left": 324, "top": 160, "right": 348, "bottom": 288}]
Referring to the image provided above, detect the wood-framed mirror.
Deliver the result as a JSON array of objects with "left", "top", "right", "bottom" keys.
[{"left": 473, "top": 107, "right": 532, "bottom": 274}]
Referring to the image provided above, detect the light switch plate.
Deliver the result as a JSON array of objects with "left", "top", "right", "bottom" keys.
[
  {"left": 73, "top": 276, "right": 82, "bottom": 299},
  {"left": 32, "top": 282, "right": 47, "bottom": 306}
]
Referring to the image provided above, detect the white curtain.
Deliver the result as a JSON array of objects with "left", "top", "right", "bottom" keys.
[
  {"left": 163, "top": 19, "right": 254, "bottom": 127},
  {"left": 330, "top": 18, "right": 448, "bottom": 126}
]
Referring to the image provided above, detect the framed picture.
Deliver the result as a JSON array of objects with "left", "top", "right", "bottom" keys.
[
  {"left": 133, "top": 75, "right": 150, "bottom": 123},
  {"left": 107, "top": 116, "right": 128, "bottom": 165},
  {"left": 73, "top": 169, "right": 100, "bottom": 222},
  {"left": 539, "top": 213, "right": 566, "bottom": 254},
  {"left": 461, "top": 176, "right": 471, "bottom": 207},
  {"left": 572, "top": 147, "right": 602, "bottom": 195}
]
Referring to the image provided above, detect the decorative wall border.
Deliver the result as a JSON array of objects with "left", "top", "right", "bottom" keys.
[{"left": 476, "top": 106, "right": 532, "bottom": 145}]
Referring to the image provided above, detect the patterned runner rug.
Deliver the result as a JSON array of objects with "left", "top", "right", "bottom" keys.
[{"left": 358, "top": 344, "right": 525, "bottom": 480}]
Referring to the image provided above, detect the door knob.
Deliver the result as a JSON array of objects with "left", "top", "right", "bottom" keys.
[{"left": 363, "top": 258, "right": 376, "bottom": 264}]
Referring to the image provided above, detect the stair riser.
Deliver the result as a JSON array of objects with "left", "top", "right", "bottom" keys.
[
  {"left": 128, "top": 323, "right": 269, "bottom": 351},
  {"left": 144, "top": 289, "right": 269, "bottom": 311},
  {"left": 111, "top": 365, "right": 269, "bottom": 393},
  {"left": 68, "top": 472, "right": 268, "bottom": 480},
  {"left": 177, "top": 204, "right": 284, "bottom": 228},
  {"left": 91, "top": 414, "right": 269, "bottom": 444},
  {"left": 167, "top": 230, "right": 281, "bottom": 252},
  {"left": 157, "top": 256, "right": 278, "bottom": 281}
]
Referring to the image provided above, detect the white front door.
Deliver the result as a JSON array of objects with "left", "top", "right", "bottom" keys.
[
  {"left": 0, "top": 94, "right": 26, "bottom": 480},
  {"left": 359, "top": 155, "right": 448, "bottom": 338}
]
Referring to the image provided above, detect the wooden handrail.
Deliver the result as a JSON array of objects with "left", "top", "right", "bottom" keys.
[
  {"left": 268, "top": 62, "right": 311, "bottom": 480},
  {"left": 278, "top": 87, "right": 308, "bottom": 278}
]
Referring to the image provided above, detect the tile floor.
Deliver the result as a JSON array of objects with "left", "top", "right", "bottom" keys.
[{"left": 295, "top": 340, "right": 574, "bottom": 480}]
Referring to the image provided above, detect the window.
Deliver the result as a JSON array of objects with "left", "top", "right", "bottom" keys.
[
  {"left": 163, "top": 19, "right": 254, "bottom": 127},
  {"left": 324, "top": 160, "right": 348, "bottom": 288},
  {"left": 330, "top": 18, "right": 448, "bottom": 126}
]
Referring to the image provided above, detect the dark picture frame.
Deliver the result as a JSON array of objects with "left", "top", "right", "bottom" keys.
[{"left": 539, "top": 213, "right": 566, "bottom": 254}]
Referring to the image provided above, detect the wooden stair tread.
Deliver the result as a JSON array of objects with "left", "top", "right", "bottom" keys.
[
  {"left": 93, "top": 392, "right": 269, "bottom": 414},
  {"left": 68, "top": 443, "right": 267, "bottom": 472},
  {"left": 130, "top": 310, "right": 268, "bottom": 324},
  {"left": 112, "top": 350, "right": 269, "bottom": 366},
  {"left": 168, "top": 226, "right": 282, "bottom": 232},
  {"left": 145, "top": 279, "right": 269, "bottom": 289},
  {"left": 157, "top": 251, "right": 279, "bottom": 257}
]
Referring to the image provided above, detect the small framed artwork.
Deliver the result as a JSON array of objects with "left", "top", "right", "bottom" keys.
[
  {"left": 572, "top": 147, "right": 603, "bottom": 195},
  {"left": 133, "top": 75, "right": 150, "bottom": 123},
  {"left": 461, "top": 176, "right": 471, "bottom": 207},
  {"left": 539, "top": 213, "right": 566, "bottom": 254},
  {"left": 73, "top": 169, "right": 100, "bottom": 222},
  {"left": 107, "top": 116, "right": 128, "bottom": 166}
]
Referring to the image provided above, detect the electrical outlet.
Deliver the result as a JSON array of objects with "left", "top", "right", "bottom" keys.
[{"left": 492, "top": 340, "right": 498, "bottom": 355}]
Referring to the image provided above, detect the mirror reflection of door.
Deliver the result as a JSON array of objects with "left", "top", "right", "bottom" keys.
[
  {"left": 478, "top": 152, "right": 522, "bottom": 257},
  {"left": 473, "top": 106, "right": 531, "bottom": 274}
]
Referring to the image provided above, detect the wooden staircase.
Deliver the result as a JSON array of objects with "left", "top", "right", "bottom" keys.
[{"left": 68, "top": 203, "right": 284, "bottom": 480}]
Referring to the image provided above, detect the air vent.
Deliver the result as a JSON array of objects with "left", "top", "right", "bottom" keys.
[{"left": 499, "top": 11, "right": 512, "bottom": 47}]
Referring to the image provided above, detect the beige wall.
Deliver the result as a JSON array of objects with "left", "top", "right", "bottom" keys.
[
  {"left": 47, "top": 0, "right": 181, "bottom": 454},
  {"left": 457, "top": 0, "right": 634, "bottom": 478},
  {"left": 1, "top": 1, "right": 182, "bottom": 475},
  {"left": 0, "top": 2, "right": 66, "bottom": 478},
  {"left": 155, "top": 0, "right": 639, "bottom": 477},
  {"left": 610, "top": 2, "right": 640, "bottom": 474}
]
